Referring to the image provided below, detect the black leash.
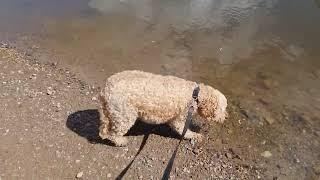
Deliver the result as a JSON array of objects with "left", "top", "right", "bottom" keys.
[
  {"left": 115, "top": 133, "right": 150, "bottom": 180},
  {"left": 161, "top": 84, "right": 200, "bottom": 180}
]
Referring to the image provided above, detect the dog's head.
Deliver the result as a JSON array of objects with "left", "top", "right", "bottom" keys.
[{"left": 197, "top": 84, "right": 228, "bottom": 122}]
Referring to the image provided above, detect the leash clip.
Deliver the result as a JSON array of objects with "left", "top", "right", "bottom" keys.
[{"left": 192, "top": 84, "right": 200, "bottom": 105}]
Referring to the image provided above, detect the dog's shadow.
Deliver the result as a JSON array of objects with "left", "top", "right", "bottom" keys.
[{"left": 66, "top": 109, "right": 196, "bottom": 145}]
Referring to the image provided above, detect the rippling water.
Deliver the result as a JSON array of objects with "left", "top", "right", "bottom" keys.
[{"left": 86, "top": 0, "right": 320, "bottom": 63}]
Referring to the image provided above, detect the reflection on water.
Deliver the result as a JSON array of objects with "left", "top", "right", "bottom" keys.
[
  {"left": 89, "top": 0, "right": 273, "bottom": 29},
  {"left": 315, "top": 0, "right": 320, "bottom": 8},
  {"left": 88, "top": 0, "right": 279, "bottom": 64},
  {"left": 87, "top": 0, "right": 320, "bottom": 66}
]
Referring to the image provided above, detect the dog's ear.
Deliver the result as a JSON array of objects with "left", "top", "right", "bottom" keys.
[
  {"left": 198, "top": 96, "right": 218, "bottom": 121},
  {"left": 197, "top": 84, "right": 227, "bottom": 123}
]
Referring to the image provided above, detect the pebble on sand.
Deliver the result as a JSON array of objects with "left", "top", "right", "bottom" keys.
[
  {"left": 264, "top": 114, "right": 275, "bottom": 125},
  {"left": 225, "top": 152, "right": 233, "bottom": 159},
  {"left": 47, "top": 87, "right": 55, "bottom": 95},
  {"left": 76, "top": 171, "right": 83, "bottom": 178},
  {"left": 261, "top": 151, "right": 272, "bottom": 158},
  {"left": 107, "top": 173, "right": 112, "bottom": 178}
]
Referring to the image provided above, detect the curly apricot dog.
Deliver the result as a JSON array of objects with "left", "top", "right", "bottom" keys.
[{"left": 99, "top": 70, "right": 227, "bottom": 146}]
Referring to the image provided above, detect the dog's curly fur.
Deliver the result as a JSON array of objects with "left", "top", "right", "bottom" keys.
[{"left": 99, "top": 70, "right": 228, "bottom": 146}]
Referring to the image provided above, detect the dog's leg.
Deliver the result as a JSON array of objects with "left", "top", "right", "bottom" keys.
[
  {"left": 99, "top": 108, "right": 110, "bottom": 140},
  {"left": 107, "top": 104, "right": 138, "bottom": 147},
  {"left": 169, "top": 119, "right": 203, "bottom": 141},
  {"left": 98, "top": 93, "right": 111, "bottom": 140}
]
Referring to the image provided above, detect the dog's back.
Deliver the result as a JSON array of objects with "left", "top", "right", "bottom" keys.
[{"left": 106, "top": 70, "right": 197, "bottom": 99}]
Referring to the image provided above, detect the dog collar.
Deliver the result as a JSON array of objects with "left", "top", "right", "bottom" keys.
[{"left": 192, "top": 84, "right": 200, "bottom": 105}]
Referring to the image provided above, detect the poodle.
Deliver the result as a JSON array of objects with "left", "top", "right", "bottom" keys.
[{"left": 98, "top": 70, "right": 228, "bottom": 146}]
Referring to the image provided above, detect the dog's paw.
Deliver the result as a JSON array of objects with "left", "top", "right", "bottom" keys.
[
  {"left": 184, "top": 132, "right": 203, "bottom": 142},
  {"left": 99, "top": 124, "right": 110, "bottom": 140},
  {"left": 99, "top": 131, "right": 109, "bottom": 140},
  {"left": 189, "top": 134, "right": 203, "bottom": 146},
  {"left": 193, "top": 133, "right": 203, "bottom": 142},
  {"left": 112, "top": 137, "right": 129, "bottom": 147}
]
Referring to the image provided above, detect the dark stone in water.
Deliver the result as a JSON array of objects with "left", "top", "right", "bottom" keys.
[
  {"left": 225, "top": 152, "right": 232, "bottom": 159},
  {"left": 0, "top": 42, "right": 9, "bottom": 48},
  {"left": 240, "top": 108, "right": 262, "bottom": 124}
]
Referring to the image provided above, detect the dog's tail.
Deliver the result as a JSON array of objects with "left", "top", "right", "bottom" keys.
[{"left": 98, "top": 90, "right": 111, "bottom": 140}]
